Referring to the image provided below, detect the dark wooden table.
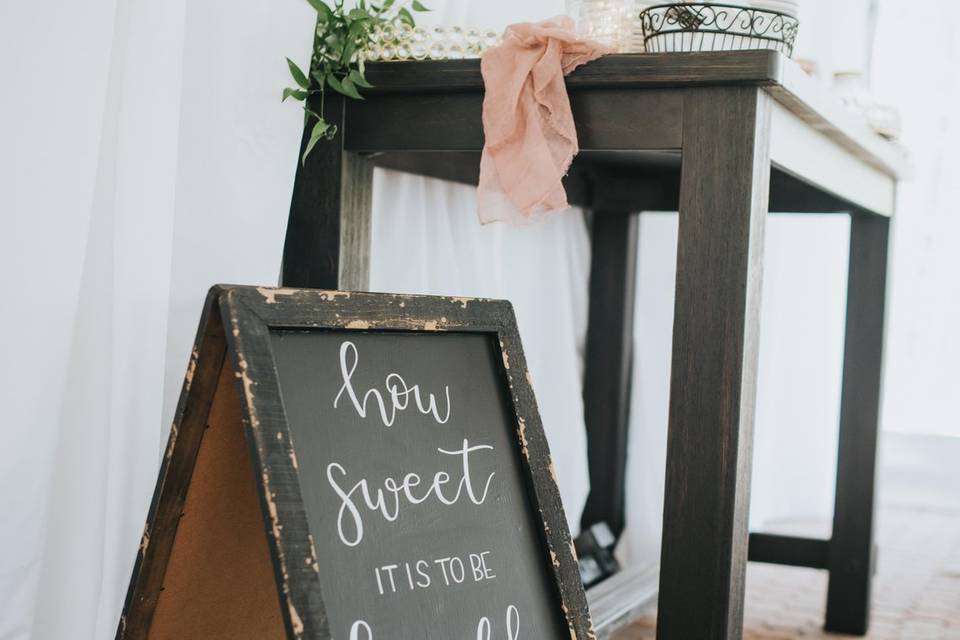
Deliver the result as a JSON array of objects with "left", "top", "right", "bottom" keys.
[{"left": 280, "top": 51, "right": 907, "bottom": 639}]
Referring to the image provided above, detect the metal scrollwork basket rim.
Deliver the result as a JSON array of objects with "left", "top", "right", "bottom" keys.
[
  {"left": 640, "top": 2, "right": 799, "bottom": 20},
  {"left": 638, "top": 2, "right": 799, "bottom": 57}
]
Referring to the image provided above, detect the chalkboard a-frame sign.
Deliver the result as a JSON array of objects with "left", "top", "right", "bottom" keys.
[{"left": 117, "top": 285, "right": 593, "bottom": 640}]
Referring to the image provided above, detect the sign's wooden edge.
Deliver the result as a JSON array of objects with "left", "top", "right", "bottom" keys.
[
  {"left": 116, "top": 286, "right": 229, "bottom": 639},
  {"left": 117, "top": 284, "right": 595, "bottom": 640},
  {"left": 493, "top": 314, "right": 598, "bottom": 640},
  {"left": 219, "top": 287, "right": 330, "bottom": 638}
]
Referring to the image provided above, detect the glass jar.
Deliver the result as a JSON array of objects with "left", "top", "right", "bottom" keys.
[{"left": 567, "top": 0, "right": 645, "bottom": 52}]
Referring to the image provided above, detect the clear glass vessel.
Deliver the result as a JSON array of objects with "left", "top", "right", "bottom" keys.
[{"left": 567, "top": 0, "right": 646, "bottom": 52}]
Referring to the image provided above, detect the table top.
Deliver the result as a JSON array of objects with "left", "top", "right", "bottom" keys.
[
  {"left": 365, "top": 51, "right": 908, "bottom": 182},
  {"left": 359, "top": 51, "right": 907, "bottom": 217}
]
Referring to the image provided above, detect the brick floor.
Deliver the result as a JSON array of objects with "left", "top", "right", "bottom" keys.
[{"left": 612, "top": 507, "right": 960, "bottom": 639}]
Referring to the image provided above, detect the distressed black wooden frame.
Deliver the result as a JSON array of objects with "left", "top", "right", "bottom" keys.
[{"left": 117, "top": 284, "right": 593, "bottom": 640}]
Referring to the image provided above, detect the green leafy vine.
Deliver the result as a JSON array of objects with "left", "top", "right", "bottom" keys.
[{"left": 284, "top": 0, "right": 429, "bottom": 163}]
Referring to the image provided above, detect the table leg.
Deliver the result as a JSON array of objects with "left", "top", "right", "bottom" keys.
[
  {"left": 581, "top": 210, "right": 639, "bottom": 538},
  {"left": 657, "top": 87, "right": 771, "bottom": 640},
  {"left": 825, "top": 213, "right": 890, "bottom": 635},
  {"left": 281, "top": 94, "right": 373, "bottom": 290}
]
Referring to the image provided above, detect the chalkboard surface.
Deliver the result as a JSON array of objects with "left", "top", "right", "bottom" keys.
[
  {"left": 271, "top": 329, "right": 566, "bottom": 638},
  {"left": 117, "top": 286, "right": 592, "bottom": 640}
]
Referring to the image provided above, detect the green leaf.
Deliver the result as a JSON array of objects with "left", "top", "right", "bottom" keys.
[
  {"left": 282, "top": 87, "right": 308, "bottom": 102},
  {"left": 327, "top": 73, "right": 364, "bottom": 100},
  {"left": 326, "top": 73, "right": 345, "bottom": 95},
  {"left": 303, "top": 106, "right": 327, "bottom": 129},
  {"left": 381, "top": 0, "right": 395, "bottom": 10},
  {"left": 348, "top": 18, "right": 368, "bottom": 38},
  {"left": 411, "top": 0, "right": 429, "bottom": 12},
  {"left": 341, "top": 76, "right": 364, "bottom": 99},
  {"left": 309, "top": 0, "right": 334, "bottom": 23},
  {"left": 341, "top": 38, "right": 357, "bottom": 64},
  {"left": 349, "top": 69, "right": 373, "bottom": 88},
  {"left": 397, "top": 6, "right": 415, "bottom": 26},
  {"left": 347, "top": 8, "right": 370, "bottom": 22},
  {"left": 286, "top": 57, "right": 310, "bottom": 89},
  {"left": 302, "top": 118, "right": 331, "bottom": 164}
]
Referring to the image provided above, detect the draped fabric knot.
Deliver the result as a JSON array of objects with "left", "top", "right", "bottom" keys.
[{"left": 477, "top": 16, "right": 612, "bottom": 224}]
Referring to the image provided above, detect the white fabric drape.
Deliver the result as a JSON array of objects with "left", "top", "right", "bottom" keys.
[
  {"left": 620, "top": 213, "right": 851, "bottom": 562},
  {"left": 3, "top": 0, "right": 189, "bottom": 637},
  {"left": 4, "top": 0, "right": 959, "bottom": 637},
  {"left": 872, "top": 0, "right": 960, "bottom": 438},
  {"left": 368, "top": 170, "right": 592, "bottom": 529}
]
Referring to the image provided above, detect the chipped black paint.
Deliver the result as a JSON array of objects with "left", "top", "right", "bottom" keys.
[{"left": 116, "top": 285, "right": 594, "bottom": 640}]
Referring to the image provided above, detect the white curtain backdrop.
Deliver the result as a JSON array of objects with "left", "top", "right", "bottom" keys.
[
  {"left": 872, "top": 0, "right": 960, "bottom": 438},
  {"left": 621, "top": 213, "right": 851, "bottom": 562},
  {"left": 3, "top": 0, "right": 957, "bottom": 638},
  {"left": 3, "top": 0, "right": 190, "bottom": 637},
  {"left": 368, "top": 170, "right": 592, "bottom": 523}
]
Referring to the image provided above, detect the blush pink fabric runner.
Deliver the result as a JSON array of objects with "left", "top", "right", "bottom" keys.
[{"left": 478, "top": 16, "right": 612, "bottom": 224}]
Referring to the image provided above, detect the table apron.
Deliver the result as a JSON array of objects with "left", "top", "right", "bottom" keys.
[{"left": 344, "top": 89, "right": 685, "bottom": 153}]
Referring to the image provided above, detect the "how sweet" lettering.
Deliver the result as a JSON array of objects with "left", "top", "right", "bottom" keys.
[{"left": 334, "top": 340, "right": 451, "bottom": 426}]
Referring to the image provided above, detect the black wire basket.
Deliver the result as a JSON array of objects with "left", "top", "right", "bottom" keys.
[{"left": 639, "top": 3, "right": 799, "bottom": 57}]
